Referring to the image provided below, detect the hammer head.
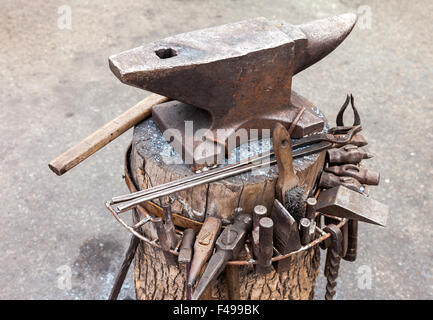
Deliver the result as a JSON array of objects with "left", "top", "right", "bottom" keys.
[{"left": 109, "top": 14, "right": 357, "bottom": 166}]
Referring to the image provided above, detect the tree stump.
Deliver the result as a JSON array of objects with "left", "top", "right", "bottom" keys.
[{"left": 129, "top": 118, "right": 326, "bottom": 300}]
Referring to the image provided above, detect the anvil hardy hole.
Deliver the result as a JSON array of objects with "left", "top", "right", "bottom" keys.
[{"left": 155, "top": 48, "right": 177, "bottom": 59}]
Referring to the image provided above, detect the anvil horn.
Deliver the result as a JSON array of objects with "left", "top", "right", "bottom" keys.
[{"left": 293, "top": 13, "right": 358, "bottom": 74}]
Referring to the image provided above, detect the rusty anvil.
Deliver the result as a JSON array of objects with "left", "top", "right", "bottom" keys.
[{"left": 109, "top": 14, "right": 357, "bottom": 167}]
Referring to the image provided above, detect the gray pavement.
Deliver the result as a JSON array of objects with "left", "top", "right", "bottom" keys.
[{"left": 0, "top": 0, "right": 432, "bottom": 300}]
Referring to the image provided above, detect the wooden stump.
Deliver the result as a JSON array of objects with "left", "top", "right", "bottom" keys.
[{"left": 130, "top": 118, "right": 326, "bottom": 300}]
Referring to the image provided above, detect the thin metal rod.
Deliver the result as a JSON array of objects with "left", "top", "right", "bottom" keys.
[
  {"left": 109, "top": 235, "right": 139, "bottom": 300},
  {"left": 133, "top": 215, "right": 152, "bottom": 229},
  {"left": 111, "top": 152, "right": 272, "bottom": 204},
  {"left": 111, "top": 131, "right": 347, "bottom": 204},
  {"left": 105, "top": 201, "right": 179, "bottom": 255},
  {"left": 116, "top": 159, "right": 273, "bottom": 212},
  {"left": 115, "top": 141, "right": 331, "bottom": 213}
]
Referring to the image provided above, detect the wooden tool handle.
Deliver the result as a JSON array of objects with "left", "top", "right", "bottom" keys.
[
  {"left": 273, "top": 122, "right": 299, "bottom": 202},
  {"left": 48, "top": 93, "right": 169, "bottom": 176}
]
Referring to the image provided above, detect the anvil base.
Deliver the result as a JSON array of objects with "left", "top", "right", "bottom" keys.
[{"left": 152, "top": 91, "right": 324, "bottom": 170}]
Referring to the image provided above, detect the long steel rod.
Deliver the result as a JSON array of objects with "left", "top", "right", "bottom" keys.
[
  {"left": 111, "top": 133, "right": 340, "bottom": 205},
  {"left": 112, "top": 126, "right": 359, "bottom": 205},
  {"left": 115, "top": 141, "right": 331, "bottom": 213},
  {"left": 111, "top": 151, "right": 272, "bottom": 204},
  {"left": 111, "top": 133, "right": 325, "bottom": 204}
]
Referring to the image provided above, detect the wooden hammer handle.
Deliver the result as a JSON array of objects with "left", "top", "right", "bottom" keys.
[{"left": 48, "top": 93, "right": 169, "bottom": 176}]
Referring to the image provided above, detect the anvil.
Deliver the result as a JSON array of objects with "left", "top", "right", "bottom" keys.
[{"left": 109, "top": 14, "right": 357, "bottom": 166}]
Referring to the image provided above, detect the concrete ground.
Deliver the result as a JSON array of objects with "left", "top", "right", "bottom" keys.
[{"left": 0, "top": 0, "right": 431, "bottom": 300}]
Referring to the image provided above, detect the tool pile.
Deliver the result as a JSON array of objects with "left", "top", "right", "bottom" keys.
[
  {"left": 106, "top": 94, "right": 388, "bottom": 300},
  {"left": 48, "top": 13, "right": 389, "bottom": 300}
]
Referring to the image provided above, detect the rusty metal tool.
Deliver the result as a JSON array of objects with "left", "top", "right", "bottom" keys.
[
  {"left": 270, "top": 199, "right": 302, "bottom": 272},
  {"left": 299, "top": 218, "right": 311, "bottom": 246},
  {"left": 109, "top": 235, "right": 139, "bottom": 300},
  {"left": 325, "top": 164, "right": 380, "bottom": 185},
  {"left": 153, "top": 217, "right": 178, "bottom": 266},
  {"left": 336, "top": 94, "right": 361, "bottom": 127},
  {"left": 332, "top": 133, "right": 367, "bottom": 148},
  {"left": 252, "top": 205, "right": 268, "bottom": 258},
  {"left": 343, "top": 220, "right": 358, "bottom": 262},
  {"left": 308, "top": 219, "right": 317, "bottom": 242},
  {"left": 162, "top": 203, "right": 179, "bottom": 248},
  {"left": 273, "top": 122, "right": 304, "bottom": 221},
  {"left": 109, "top": 14, "right": 357, "bottom": 165},
  {"left": 293, "top": 124, "right": 362, "bottom": 150},
  {"left": 323, "top": 224, "right": 344, "bottom": 300},
  {"left": 327, "top": 144, "right": 373, "bottom": 165},
  {"left": 306, "top": 197, "right": 317, "bottom": 220},
  {"left": 316, "top": 186, "right": 389, "bottom": 226},
  {"left": 178, "top": 228, "right": 196, "bottom": 300},
  {"left": 256, "top": 217, "right": 274, "bottom": 274},
  {"left": 188, "top": 217, "right": 222, "bottom": 287},
  {"left": 192, "top": 214, "right": 253, "bottom": 300},
  {"left": 178, "top": 229, "right": 196, "bottom": 265},
  {"left": 319, "top": 171, "right": 366, "bottom": 194}
]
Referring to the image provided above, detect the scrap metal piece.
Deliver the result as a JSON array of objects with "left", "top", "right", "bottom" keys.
[
  {"left": 319, "top": 171, "right": 365, "bottom": 194},
  {"left": 325, "top": 164, "right": 380, "bottom": 185},
  {"left": 270, "top": 199, "right": 302, "bottom": 272},
  {"left": 256, "top": 217, "right": 274, "bottom": 274},
  {"left": 316, "top": 186, "right": 389, "bottom": 226},
  {"left": 327, "top": 144, "right": 373, "bottom": 165},
  {"left": 109, "top": 14, "right": 357, "bottom": 164},
  {"left": 192, "top": 214, "right": 253, "bottom": 300},
  {"left": 188, "top": 217, "right": 222, "bottom": 287}
]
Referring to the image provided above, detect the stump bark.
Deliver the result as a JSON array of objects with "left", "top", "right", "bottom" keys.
[{"left": 130, "top": 118, "right": 326, "bottom": 300}]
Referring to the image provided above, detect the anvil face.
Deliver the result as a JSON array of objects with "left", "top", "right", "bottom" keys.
[{"left": 109, "top": 14, "right": 357, "bottom": 167}]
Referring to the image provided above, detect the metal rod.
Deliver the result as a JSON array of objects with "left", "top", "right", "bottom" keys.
[
  {"left": 111, "top": 151, "right": 272, "bottom": 204},
  {"left": 115, "top": 141, "right": 331, "bottom": 213},
  {"left": 111, "top": 132, "right": 343, "bottom": 205},
  {"left": 132, "top": 215, "right": 152, "bottom": 229}
]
